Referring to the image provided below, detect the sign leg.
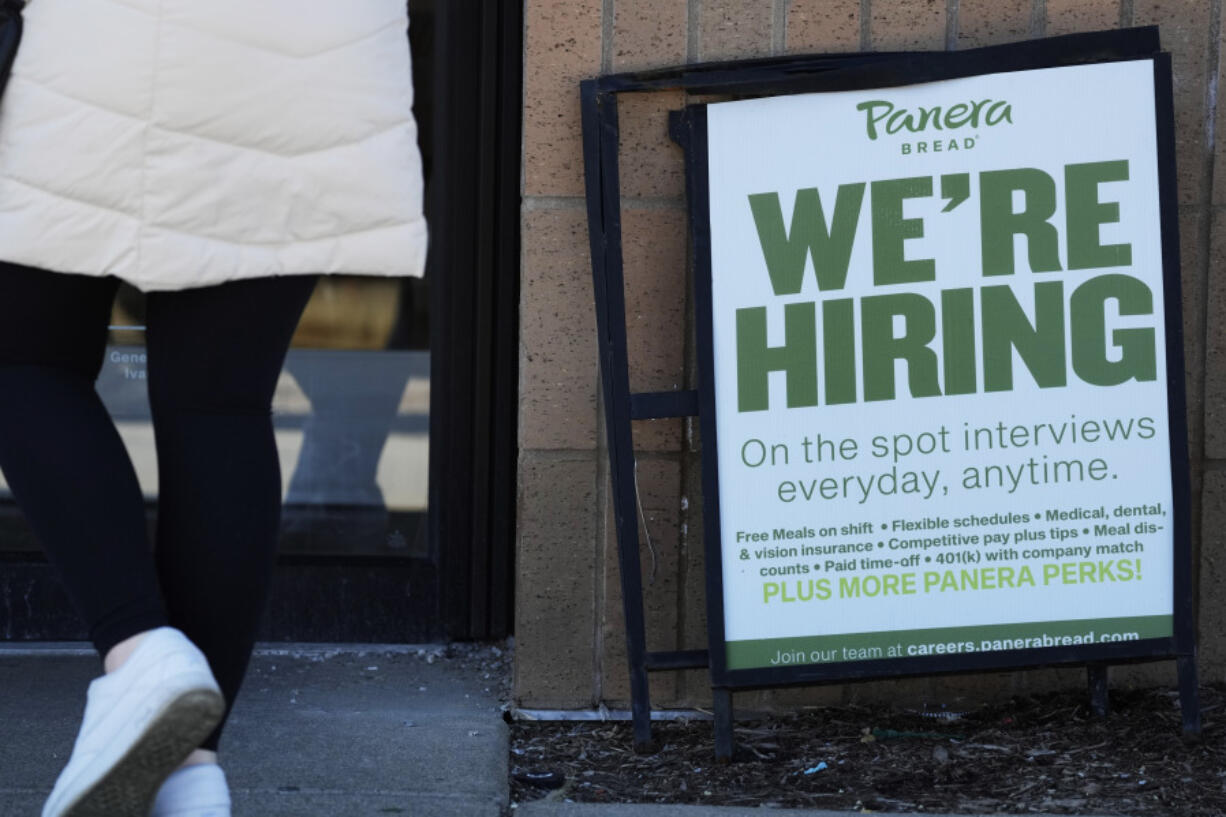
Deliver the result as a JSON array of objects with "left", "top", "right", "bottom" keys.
[
  {"left": 713, "top": 687, "right": 735, "bottom": 763},
  {"left": 628, "top": 655, "right": 654, "bottom": 753},
  {"left": 1087, "top": 664, "right": 1109, "bottom": 718},
  {"left": 1176, "top": 654, "right": 1202, "bottom": 740}
]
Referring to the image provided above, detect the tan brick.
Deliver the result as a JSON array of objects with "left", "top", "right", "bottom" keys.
[
  {"left": 1017, "top": 665, "right": 1092, "bottom": 693},
  {"left": 513, "top": 455, "right": 600, "bottom": 707},
  {"left": 1198, "top": 470, "right": 1226, "bottom": 681},
  {"left": 738, "top": 690, "right": 781, "bottom": 711},
  {"left": 1214, "top": 5, "right": 1226, "bottom": 205},
  {"left": 633, "top": 418, "right": 685, "bottom": 453},
  {"left": 1022, "top": 664, "right": 1177, "bottom": 696},
  {"left": 928, "top": 672, "right": 1018, "bottom": 706},
  {"left": 957, "top": 0, "right": 1032, "bottom": 49},
  {"left": 622, "top": 205, "right": 688, "bottom": 452},
  {"left": 1204, "top": 211, "right": 1226, "bottom": 457},
  {"left": 623, "top": 207, "right": 688, "bottom": 388},
  {"left": 1178, "top": 208, "right": 1205, "bottom": 460},
  {"left": 1111, "top": 661, "right": 1176, "bottom": 690},
  {"left": 871, "top": 0, "right": 945, "bottom": 51},
  {"left": 524, "top": 0, "right": 603, "bottom": 197},
  {"left": 786, "top": 0, "right": 861, "bottom": 54},
  {"left": 1047, "top": 0, "right": 1120, "bottom": 35},
  {"left": 845, "top": 676, "right": 934, "bottom": 708},
  {"left": 520, "top": 208, "right": 599, "bottom": 450},
  {"left": 666, "top": 449, "right": 713, "bottom": 706},
  {"left": 1135, "top": 0, "right": 1212, "bottom": 206},
  {"left": 618, "top": 91, "right": 687, "bottom": 201},
  {"left": 674, "top": 686, "right": 777, "bottom": 711},
  {"left": 765, "top": 683, "right": 846, "bottom": 707},
  {"left": 600, "top": 459, "right": 684, "bottom": 705},
  {"left": 679, "top": 452, "right": 710, "bottom": 701},
  {"left": 679, "top": 670, "right": 714, "bottom": 707},
  {"left": 613, "top": 0, "right": 688, "bottom": 72},
  {"left": 698, "top": 0, "right": 774, "bottom": 61}
]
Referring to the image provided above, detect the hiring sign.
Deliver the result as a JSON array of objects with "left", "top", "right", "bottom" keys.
[{"left": 693, "top": 57, "right": 1188, "bottom": 678}]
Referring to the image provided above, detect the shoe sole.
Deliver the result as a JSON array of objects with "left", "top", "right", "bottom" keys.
[{"left": 55, "top": 687, "right": 225, "bottom": 817}]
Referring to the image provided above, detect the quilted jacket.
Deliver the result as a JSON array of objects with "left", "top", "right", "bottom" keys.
[{"left": 0, "top": 0, "right": 426, "bottom": 291}]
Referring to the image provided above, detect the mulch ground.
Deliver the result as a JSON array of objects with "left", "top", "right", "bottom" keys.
[{"left": 509, "top": 684, "right": 1225, "bottom": 814}]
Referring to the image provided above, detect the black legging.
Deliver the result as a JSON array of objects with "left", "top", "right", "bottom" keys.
[{"left": 0, "top": 260, "right": 317, "bottom": 752}]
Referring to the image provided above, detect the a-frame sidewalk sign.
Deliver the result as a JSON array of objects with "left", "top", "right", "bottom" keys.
[{"left": 580, "top": 26, "right": 1200, "bottom": 761}]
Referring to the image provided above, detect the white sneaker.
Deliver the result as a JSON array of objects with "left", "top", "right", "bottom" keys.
[
  {"left": 42, "top": 627, "right": 226, "bottom": 817},
  {"left": 151, "top": 763, "right": 231, "bottom": 817}
]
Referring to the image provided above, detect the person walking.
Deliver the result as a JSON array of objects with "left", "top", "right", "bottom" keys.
[{"left": 0, "top": 2, "right": 427, "bottom": 816}]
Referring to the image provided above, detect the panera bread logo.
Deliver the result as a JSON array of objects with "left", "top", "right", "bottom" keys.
[{"left": 856, "top": 98, "right": 1014, "bottom": 140}]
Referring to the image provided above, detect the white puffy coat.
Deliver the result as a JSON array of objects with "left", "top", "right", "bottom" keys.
[{"left": 0, "top": 0, "right": 426, "bottom": 291}]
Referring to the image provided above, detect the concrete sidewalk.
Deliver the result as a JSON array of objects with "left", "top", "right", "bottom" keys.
[
  {"left": 0, "top": 644, "right": 1128, "bottom": 817},
  {"left": 0, "top": 642, "right": 509, "bottom": 816}
]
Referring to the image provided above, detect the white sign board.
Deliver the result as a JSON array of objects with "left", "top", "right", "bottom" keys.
[{"left": 705, "top": 59, "right": 1176, "bottom": 672}]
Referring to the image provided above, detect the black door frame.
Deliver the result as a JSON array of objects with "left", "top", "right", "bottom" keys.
[{"left": 426, "top": 0, "right": 522, "bottom": 640}]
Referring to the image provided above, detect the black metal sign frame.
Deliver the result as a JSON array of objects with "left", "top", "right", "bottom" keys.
[{"left": 580, "top": 27, "right": 1200, "bottom": 761}]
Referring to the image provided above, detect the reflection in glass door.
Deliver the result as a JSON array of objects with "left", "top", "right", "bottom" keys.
[
  {"left": 104, "top": 273, "right": 432, "bottom": 555},
  {"left": 278, "top": 277, "right": 431, "bottom": 559}
]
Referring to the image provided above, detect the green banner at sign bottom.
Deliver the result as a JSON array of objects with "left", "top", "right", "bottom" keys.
[{"left": 726, "top": 616, "right": 1173, "bottom": 670}]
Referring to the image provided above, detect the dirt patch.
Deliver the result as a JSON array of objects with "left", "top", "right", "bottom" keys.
[{"left": 510, "top": 685, "right": 1224, "bottom": 813}]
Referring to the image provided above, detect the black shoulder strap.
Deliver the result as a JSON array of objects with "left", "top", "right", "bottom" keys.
[{"left": 0, "top": 0, "right": 22, "bottom": 103}]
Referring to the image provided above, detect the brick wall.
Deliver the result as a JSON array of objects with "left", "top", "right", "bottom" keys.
[{"left": 516, "top": 0, "right": 1226, "bottom": 711}]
